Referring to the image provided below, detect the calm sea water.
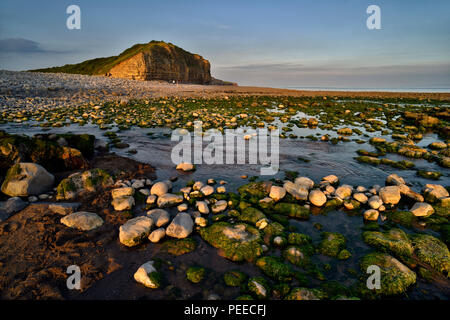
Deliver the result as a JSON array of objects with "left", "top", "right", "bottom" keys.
[{"left": 284, "top": 87, "right": 450, "bottom": 93}]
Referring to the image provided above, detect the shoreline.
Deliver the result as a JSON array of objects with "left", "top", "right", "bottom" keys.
[{"left": 1, "top": 70, "right": 450, "bottom": 102}]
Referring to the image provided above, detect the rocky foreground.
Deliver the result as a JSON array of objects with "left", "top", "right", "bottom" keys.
[{"left": 0, "top": 130, "right": 449, "bottom": 300}]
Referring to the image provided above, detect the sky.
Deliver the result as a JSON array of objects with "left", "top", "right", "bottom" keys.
[{"left": 0, "top": 0, "right": 449, "bottom": 89}]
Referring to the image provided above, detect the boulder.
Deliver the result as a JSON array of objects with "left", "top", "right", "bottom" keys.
[
  {"left": 157, "top": 193, "right": 183, "bottom": 208},
  {"left": 363, "top": 209, "right": 379, "bottom": 221},
  {"left": 335, "top": 185, "right": 353, "bottom": 200},
  {"left": 112, "top": 196, "right": 135, "bottom": 211},
  {"left": 60, "top": 211, "right": 103, "bottom": 231},
  {"left": 199, "top": 222, "right": 263, "bottom": 262},
  {"left": 147, "top": 209, "right": 170, "bottom": 227},
  {"left": 368, "top": 195, "right": 383, "bottom": 209},
  {"left": 386, "top": 174, "right": 406, "bottom": 186},
  {"left": 211, "top": 200, "right": 227, "bottom": 213},
  {"left": 353, "top": 193, "right": 368, "bottom": 204},
  {"left": 308, "top": 189, "right": 327, "bottom": 207},
  {"left": 200, "top": 185, "right": 214, "bottom": 196},
  {"left": 283, "top": 181, "right": 308, "bottom": 201},
  {"left": 150, "top": 181, "right": 169, "bottom": 196},
  {"left": 322, "top": 175, "right": 339, "bottom": 185},
  {"left": 119, "top": 216, "right": 153, "bottom": 247},
  {"left": 409, "top": 202, "right": 434, "bottom": 217},
  {"left": 56, "top": 168, "right": 113, "bottom": 200},
  {"left": 111, "top": 187, "right": 134, "bottom": 199},
  {"left": 423, "top": 184, "right": 449, "bottom": 203},
  {"left": 48, "top": 202, "right": 81, "bottom": 215},
  {"left": 359, "top": 253, "right": 416, "bottom": 296},
  {"left": 165, "top": 212, "right": 194, "bottom": 238},
  {"left": 148, "top": 228, "right": 166, "bottom": 243},
  {"left": 196, "top": 201, "right": 209, "bottom": 214},
  {"left": 269, "top": 186, "right": 286, "bottom": 201},
  {"left": 379, "top": 186, "right": 401, "bottom": 205},
  {"left": 176, "top": 162, "right": 195, "bottom": 171},
  {"left": 1, "top": 163, "right": 54, "bottom": 197},
  {"left": 134, "top": 261, "right": 161, "bottom": 289},
  {"left": 0, "top": 197, "right": 28, "bottom": 221},
  {"left": 294, "top": 177, "right": 314, "bottom": 190}
]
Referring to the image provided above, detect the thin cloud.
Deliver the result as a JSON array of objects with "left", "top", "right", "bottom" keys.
[{"left": 0, "top": 38, "right": 74, "bottom": 54}]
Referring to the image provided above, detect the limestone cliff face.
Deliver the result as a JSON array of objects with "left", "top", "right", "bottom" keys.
[{"left": 108, "top": 42, "right": 212, "bottom": 84}]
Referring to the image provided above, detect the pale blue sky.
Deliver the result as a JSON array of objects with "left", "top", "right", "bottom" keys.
[{"left": 0, "top": 0, "right": 449, "bottom": 88}]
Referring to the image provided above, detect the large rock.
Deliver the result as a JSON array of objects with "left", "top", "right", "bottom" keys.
[
  {"left": 48, "top": 202, "right": 81, "bottom": 215},
  {"left": 134, "top": 261, "right": 161, "bottom": 289},
  {"left": 148, "top": 228, "right": 166, "bottom": 243},
  {"left": 157, "top": 193, "right": 183, "bottom": 208},
  {"left": 308, "top": 189, "right": 327, "bottom": 207},
  {"left": 150, "top": 181, "right": 169, "bottom": 197},
  {"left": 165, "top": 212, "right": 193, "bottom": 239},
  {"left": 363, "top": 209, "right": 379, "bottom": 221},
  {"left": 409, "top": 202, "right": 434, "bottom": 217},
  {"left": 60, "top": 211, "right": 103, "bottom": 231},
  {"left": 294, "top": 177, "right": 314, "bottom": 190},
  {"left": 362, "top": 228, "right": 413, "bottom": 259},
  {"left": 112, "top": 196, "right": 135, "bottom": 211},
  {"left": 176, "top": 162, "right": 195, "bottom": 171},
  {"left": 423, "top": 184, "right": 449, "bottom": 203},
  {"left": 147, "top": 209, "right": 170, "bottom": 227},
  {"left": 111, "top": 187, "right": 134, "bottom": 199},
  {"left": 379, "top": 186, "right": 401, "bottom": 205},
  {"left": 211, "top": 200, "right": 227, "bottom": 213},
  {"left": 56, "top": 168, "right": 113, "bottom": 200},
  {"left": 283, "top": 181, "right": 308, "bottom": 201},
  {"left": 359, "top": 253, "right": 416, "bottom": 296},
  {"left": 269, "top": 186, "right": 286, "bottom": 201},
  {"left": 335, "top": 185, "right": 353, "bottom": 200},
  {"left": 119, "top": 216, "right": 153, "bottom": 247},
  {"left": 410, "top": 234, "right": 450, "bottom": 276},
  {"left": 0, "top": 197, "right": 28, "bottom": 221},
  {"left": 386, "top": 174, "right": 406, "bottom": 186},
  {"left": 199, "top": 222, "right": 263, "bottom": 262},
  {"left": 1, "top": 163, "right": 54, "bottom": 197}
]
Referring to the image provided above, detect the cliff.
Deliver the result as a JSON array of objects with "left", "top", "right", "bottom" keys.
[{"left": 31, "top": 41, "right": 220, "bottom": 84}]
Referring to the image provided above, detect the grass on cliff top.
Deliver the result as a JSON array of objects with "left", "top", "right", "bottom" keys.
[{"left": 29, "top": 41, "right": 199, "bottom": 76}]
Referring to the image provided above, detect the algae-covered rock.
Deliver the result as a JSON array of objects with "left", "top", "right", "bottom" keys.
[
  {"left": 287, "top": 232, "right": 312, "bottom": 246},
  {"left": 359, "top": 252, "right": 416, "bottom": 296},
  {"left": 237, "top": 181, "right": 271, "bottom": 199},
  {"left": 163, "top": 238, "right": 197, "bottom": 255},
  {"left": 362, "top": 228, "right": 414, "bottom": 260},
  {"left": 223, "top": 270, "right": 247, "bottom": 287},
  {"left": 319, "top": 232, "right": 347, "bottom": 258},
  {"left": 119, "top": 216, "right": 153, "bottom": 247},
  {"left": 199, "top": 222, "right": 263, "bottom": 262},
  {"left": 134, "top": 261, "right": 162, "bottom": 289},
  {"left": 186, "top": 266, "right": 205, "bottom": 283},
  {"left": 274, "top": 202, "right": 310, "bottom": 219},
  {"left": 387, "top": 210, "right": 417, "bottom": 228},
  {"left": 255, "top": 256, "right": 294, "bottom": 282},
  {"left": 283, "top": 245, "right": 312, "bottom": 267},
  {"left": 56, "top": 168, "right": 113, "bottom": 200},
  {"left": 1, "top": 162, "right": 54, "bottom": 196},
  {"left": 238, "top": 207, "right": 268, "bottom": 228},
  {"left": 285, "top": 287, "right": 325, "bottom": 300},
  {"left": 410, "top": 234, "right": 450, "bottom": 277},
  {"left": 247, "top": 277, "right": 270, "bottom": 299}
]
